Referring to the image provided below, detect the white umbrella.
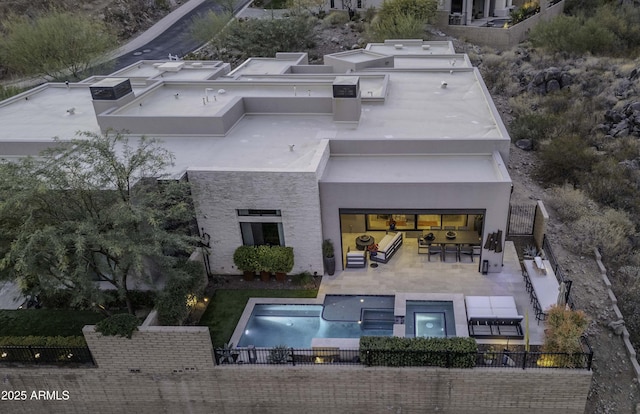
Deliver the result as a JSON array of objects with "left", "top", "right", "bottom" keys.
[{"left": 557, "top": 281, "right": 567, "bottom": 307}]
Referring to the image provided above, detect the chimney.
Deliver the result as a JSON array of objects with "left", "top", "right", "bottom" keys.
[{"left": 332, "top": 76, "right": 361, "bottom": 124}]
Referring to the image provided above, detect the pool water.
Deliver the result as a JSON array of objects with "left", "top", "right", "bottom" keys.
[{"left": 236, "top": 296, "right": 456, "bottom": 348}]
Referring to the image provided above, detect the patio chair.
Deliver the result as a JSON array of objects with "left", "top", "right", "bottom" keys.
[
  {"left": 427, "top": 244, "right": 442, "bottom": 261},
  {"left": 457, "top": 226, "right": 469, "bottom": 230},
  {"left": 431, "top": 226, "right": 441, "bottom": 230},
  {"left": 459, "top": 244, "right": 474, "bottom": 262},
  {"left": 443, "top": 244, "right": 459, "bottom": 262},
  {"left": 443, "top": 226, "right": 456, "bottom": 230}
]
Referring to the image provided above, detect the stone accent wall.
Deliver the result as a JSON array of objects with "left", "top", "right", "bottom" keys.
[
  {"left": 82, "top": 325, "right": 215, "bottom": 373},
  {"left": 1, "top": 364, "right": 592, "bottom": 414},
  {"left": 188, "top": 169, "right": 324, "bottom": 275}
]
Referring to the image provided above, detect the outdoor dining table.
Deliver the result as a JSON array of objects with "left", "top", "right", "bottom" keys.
[{"left": 419, "top": 230, "right": 482, "bottom": 246}]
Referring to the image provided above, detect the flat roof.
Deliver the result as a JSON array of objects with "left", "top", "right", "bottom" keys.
[
  {"left": 0, "top": 85, "right": 100, "bottom": 141},
  {"left": 366, "top": 41, "right": 456, "bottom": 55},
  {"left": 320, "top": 154, "right": 508, "bottom": 183}
]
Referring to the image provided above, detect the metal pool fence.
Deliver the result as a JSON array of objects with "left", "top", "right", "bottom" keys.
[{"left": 214, "top": 345, "right": 593, "bottom": 370}]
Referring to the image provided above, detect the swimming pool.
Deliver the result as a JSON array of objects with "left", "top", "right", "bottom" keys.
[{"left": 236, "top": 295, "right": 457, "bottom": 348}]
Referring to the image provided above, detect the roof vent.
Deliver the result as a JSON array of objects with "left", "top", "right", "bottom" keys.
[
  {"left": 441, "top": 81, "right": 448, "bottom": 89},
  {"left": 66, "top": 107, "right": 76, "bottom": 115},
  {"left": 422, "top": 44, "right": 431, "bottom": 50},
  {"left": 394, "top": 44, "right": 403, "bottom": 49}
]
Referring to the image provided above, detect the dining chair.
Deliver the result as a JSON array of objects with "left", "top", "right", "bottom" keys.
[
  {"left": 443, "top": 244, "right": 459, "bottom": 262},
  {"left": 427, "top": 244, "right": 442, "bottom": 261},
  {"left": 459, "top": 244, "right": 474, "bottom": 262},
  {"left": 443, "top": 226, "right": 456, "bottom": 230},
  {"left": 457, "top": 226, "right": 469, "bottom": 231},
  {"left": 431, "top": 226, "right": 441, "bottom": 230}
]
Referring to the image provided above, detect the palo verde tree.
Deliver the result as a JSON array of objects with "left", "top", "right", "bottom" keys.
[
  {"left": 0, "top": 131, "right": 201, "bottom": 315},
  {"left": 0, "top": 11, "right": 116, "bottom": 80}
]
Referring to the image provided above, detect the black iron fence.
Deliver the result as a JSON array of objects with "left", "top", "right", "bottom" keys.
[
  {"left": 214, "top": 346, "right": 593, "bottom": 370},
  {"left": 0, "top": 346, "right": 95, "bottom": 366},
  {"left": 508, "top": 204, "right": 537, "bottom": 236},
  {"left": 542, "top": 234, "right": 574, "bottom": 309}
]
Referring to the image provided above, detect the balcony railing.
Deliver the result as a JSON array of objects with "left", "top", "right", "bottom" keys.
[
  {"left": 214, "top": 345, "right": 593, "bottom": 370},
  {"left": 0, "top": 346, "right": 95, "bottom": 366}
]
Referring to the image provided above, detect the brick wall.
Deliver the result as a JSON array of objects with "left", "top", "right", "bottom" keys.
[
  {"left": 82, "top": 325, "right": 215, "bottom": 373},
  {"left": 188, "top": 169, "right": 324, "bottom": 275},
  {"left": 1, "top": 364, "right": 592, "bottom": 414}
]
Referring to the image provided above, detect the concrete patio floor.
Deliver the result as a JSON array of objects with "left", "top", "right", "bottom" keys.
[{"left": 320, "top": 235, "right": 546, "bottom": 345}]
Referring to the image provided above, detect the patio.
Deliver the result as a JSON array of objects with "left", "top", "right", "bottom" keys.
[{"left": 321, "top": 236, "right": 546, "bottom": 345}]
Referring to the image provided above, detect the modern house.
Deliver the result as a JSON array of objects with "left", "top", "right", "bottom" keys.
[
  {"left": 0, "top": 39, "right": 512, "bottom": 277},
  {"left": 0, "top": 40, "right": 595, "bottom": 414}
]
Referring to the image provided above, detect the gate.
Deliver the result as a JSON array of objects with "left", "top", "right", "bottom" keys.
[{"left": 507, "top": 204, "right": 536, "bottom": 235}]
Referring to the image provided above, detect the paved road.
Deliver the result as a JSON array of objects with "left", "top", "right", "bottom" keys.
[{"left": 111, "top": 0, "right": 222, "bottom": 71}]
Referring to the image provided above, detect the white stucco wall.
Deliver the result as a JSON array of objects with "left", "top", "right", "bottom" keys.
[{"left": 188, "top": 169, "right": 325, "bottom": 276}]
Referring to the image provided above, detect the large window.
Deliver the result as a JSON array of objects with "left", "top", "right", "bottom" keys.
[
  {"left": 240, "top": 222, "right": 284, "bottom": 246},
  {"left": 340, "top": 211, "right": 484, "bottom": 234}
]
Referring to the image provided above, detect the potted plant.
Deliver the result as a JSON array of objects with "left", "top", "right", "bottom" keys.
[
  {"left": 256, "top": 245, "right": 273, "bottom": 282},
  {"left": 267, "top": 345, "right": 290, "bottom": 364},
  {"left": 322, "top": 239, "right": 335, "bottom": 276},
  {"left": 272, "top": 246, "right": 294, "bottom": 282},
  {"left": 483, "top": 344, "right": 499, "bottom": 365},
  {"left": 233, "top": 245, "right": 258, "bottom": 281}
]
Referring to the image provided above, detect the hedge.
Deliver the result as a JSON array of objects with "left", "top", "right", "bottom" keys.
[
  {"left": 0, "top": 336, "right": 87, "bottom": 347},
  {"left": 359, "top": 336, "right": 478, "bottom": 368}
]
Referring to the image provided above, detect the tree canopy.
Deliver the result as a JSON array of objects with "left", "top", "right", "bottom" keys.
[
  {"left": 0, "top": 131, "right": 201, "bottom": 314},
  {"left": 0, "top": 11, "right": 116, "bottom": 80}
]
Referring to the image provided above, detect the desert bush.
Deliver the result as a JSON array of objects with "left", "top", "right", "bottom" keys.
[
  {"left": 508, "top": 112, "right": 559, "bottom": 150},
  {"left": 368, "top": 13, "right": 425, "bottom": 42},
  {"left": 222, "top": 16, "right": 317, "bottom": 58},
  {"left": 593, "top": 4, "right": 640, "bottom": 56},
  {"left": 584, "top": 158, "right": 639, "bottom": 212},
  {"left": 547, "top": 186, "right": 595, "bottom": 222},
  {"left": 322, "top": 11, "right": 350, "bottom": 27},
  {"left": 478, "top": 53, "right": 519, "bottom": 95},
  {"left": 529, "top": 15, "right": 616, "bottom": 56},
  {"left": 616, "top": 266, "right": 640, "bottom": 347},
  {"left": 536, "top": 134, "right": 596, "bottom": 186},
  {"left": 568, "top": 207, "right": 634, "bottom": 259}
]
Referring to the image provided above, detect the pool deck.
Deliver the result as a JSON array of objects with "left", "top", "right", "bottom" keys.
[{"left": 321, "top": 238, "right": 544, "bottom": 345}]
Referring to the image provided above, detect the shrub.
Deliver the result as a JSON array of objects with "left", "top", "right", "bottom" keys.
[
  {"left": 322, "top": 239, "right": 334, "bottom": 258},
  {"left": 156, "top": 260, "right": 206, "bottom": 326},
  {"left": 322, "top": 11, "right": 350, "bottom": 27},
  {"left": 510, "top": 0, "right": 540, "bottom": 24},
  {"left": 542, "top": 306, "right": 588, "bottom": 367},
  {"left": 95, "top": 314, "right": 139, "bottom": 339},
  {"left": 536, "top": 134, "right": 596, "bottom": 186},
  {"left": 368, "top": 13, "right": 425, "bottom": 42},
  {"left": 359, "top": 336, "right": 477, "bottom": 367},
  {"left": 271, "top": 246, "right": 294, "bottom": 274},
  {"left": 256, "top": 245, "right": 274, "bottom": 273},
  {"left": 529, "top": 14, "right": 617, "bottom": 56},
  {"left": 233, "top": 245, "right": 259, "bottom": 272},
  {"left": 268, "top": 345, "right": 290, "bottom": 364},
  {"left": 509, "top": 112, "right": 559, "bottom": 150},
  {"left": 585, "top": 159, "right": 640, "bottom": 213},
  {"left": 0, "top": 336, "right": 87, "bottom": 346},
  {"left": 568, "top": 207, "right": 634, "bottom": 260},
  {"left": 222, "top": 16, "right": 317, "bottom": 58},
  {"left": 547, "top": 186, "right": 595, "bottom": 222}
]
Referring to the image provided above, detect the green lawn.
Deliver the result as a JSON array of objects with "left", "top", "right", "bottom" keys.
[
  {"left": 200, "top": 289, "right": 318, "bottom": 347},
  {"left": 0, "top": 309, "right": 106, "bottom": 337}
]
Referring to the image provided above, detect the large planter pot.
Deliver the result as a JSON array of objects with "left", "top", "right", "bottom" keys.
[
  {"left": 242, "top": 271, "right": 255, "bottom": 281},
  {"left": 275, "top": 272, "right": 287, "bottom": 282},
  {"left": 324, "top": 256, "right": 335, "bottom": 276},
  {"left": 260, "top": 271, "right": 271, "bottom": 282}
]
